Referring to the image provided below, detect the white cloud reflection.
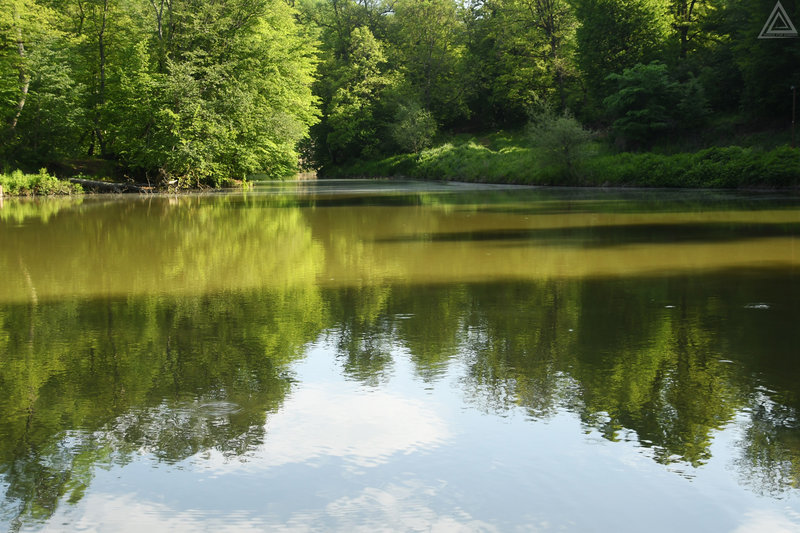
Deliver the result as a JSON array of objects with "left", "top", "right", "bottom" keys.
[
  {"left": 287, "top": 481, "right": 498, "bottom": 532},
  {"left": 731, "top": 509, "right": 800, "bottom": 533},
  {"left": 205, "top": 384, "right": 451, "bottom": 471},
  {"left": 46, "top": 385, "right": 462, "bottom": 532},
  {"left": 57, "top": 481, "right": 498, "bottom": 533},
  {"left": 45, "top": 495, "right": 267, "bottom": 533}
]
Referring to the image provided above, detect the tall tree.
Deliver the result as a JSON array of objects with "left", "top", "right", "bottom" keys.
[
  {"left": 300, "top": 0, "right": 399, "bottom": 166},
  {"left": 79, "top": 0, "right": 114, "bottom": 156},
  {"left": 726, "top": 0, "right": 800, "bottom": 118},
  {"left": 391, "top": 0, "right": 469, "bottom": 124},
  {"left": 112, "top": 0, "right": 320, "bottom": 183},
  {"left": 2, "top": 1, "right": 35, "bottom": 132},
  {"left": 573, "top": 0, "right": 671, "bottom": 115},
  {"left": 0, "top": 0, "right": 84, "bottom": 166},
  {"left": 669, "top": 0, "right": 712, "bottom": 59},
  {"left": 470, "top": 0, "right": 578, "bottom": 122},
  {"left": 325, "top": 26, "right": 396, "bottom": 162},
  {"left": 507, "top": 0, "right": 577, "bottom": 109}
]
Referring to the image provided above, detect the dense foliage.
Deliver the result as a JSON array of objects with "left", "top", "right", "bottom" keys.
[
  {"left": 1, "top": 0, "right": 319, "bottom": 185},
  {"left": 2, "top": 0, "right": 799, "bottom": 183},
  {"left": 302, "top": 0, "right": 800, "bottom": 173}
]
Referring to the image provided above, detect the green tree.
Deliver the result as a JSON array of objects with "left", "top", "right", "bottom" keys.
[
  {"left": 4, "top": 0, "right": 321, "bottom": 184},
  {"left": 133, "top": 0, "right": 320, "bottom": 184},
  {"left": 299, "top": 0, "right": 395, "bottom": 167},
  {"left": 668, "top": 0, "right": 713, "bottom": 59},
  {"left": 479, "top": 0, "right": 578, "bottom": 117},
  {"left": 0, "top": 0, "right": 37, "bottom": 135},
  {"left": 604, "top": 61, "right": 709, "bottom": 148},
  {"left": 326, "top": 26, "right": 396, "bottom": 162},
  {"left": 0, "top": 0, "right": 83, "bottom": 167},
  {"left": 77, "top": 0, "right": 114, "bottom": 157},
  {"left": 573, "top": 0, "right": 671, "bottom": 114},
  {"left": 604, "top": 62, "right": 681, "bottom": 146},
  {"left": 391, "top": 100, "right": 437, "bottom": 153},
  {"left": 391, "top": 0, "right": 469, "bottom": 124},
  {"left": 726, "top": 0, "right": 800, "bottom": 117}
]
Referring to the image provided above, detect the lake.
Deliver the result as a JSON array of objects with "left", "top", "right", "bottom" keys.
[{"left": 1, "top": 180, "right": 800, "bottom": 532}]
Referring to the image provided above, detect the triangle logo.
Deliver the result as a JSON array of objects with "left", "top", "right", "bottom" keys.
[{"left": 759, "top": 1, "right": 799, "bottom": 38}]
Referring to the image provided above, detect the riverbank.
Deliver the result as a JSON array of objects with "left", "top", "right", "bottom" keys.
[
  {"left": 5, "top": 135, "right": 799, "bottom": 196},
  {"left": 324, "top": 132, "right": 800, "bottom": 189},
  {"left": 0, "top": 169, "right": 254, "bottom": 197},
  {"left": 0, "top": 170, "right": 83, "bottom": 196}
]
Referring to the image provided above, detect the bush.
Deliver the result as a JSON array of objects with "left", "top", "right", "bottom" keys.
[
  {"left": 391, "top": 102, "right": 438, "bottom": 154},
  {"left": 528, "top": 108, "right": 595, "bottom": 182},
  {"left": 0, "top": 169, "right": 82, "bottom": 196},
  {"left": 756, "top": 146, "right": 800, "bottom": 187}
]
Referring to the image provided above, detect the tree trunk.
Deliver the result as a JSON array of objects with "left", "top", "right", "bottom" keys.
[
  {"left": 149, "top": 0, "right": 171, "bottom": 71},
  {"left": 551, "top": 34, "right": 566, "bottom": 110},
  {"left": 69, "top": 178, "right": 151, "bottom": 193},
  {"left": 94, "top": 0, "right": 109, "bottom": 156},
  {"left": 680, "top": 26, "right": 689, "bottom": 59},
  {"left": 678, "top": 0, "right": 698, "bottom": 60},
  {"left": 11, "top": 22, "right": 30, "bottom": 130}
]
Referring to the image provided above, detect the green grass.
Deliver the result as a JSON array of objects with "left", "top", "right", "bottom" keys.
[
  {"left": 0, "top": 169, "right": 83, "bottom": 196},
  {"left": 326, "top": 130, "right": 800, "bottom": 189}
]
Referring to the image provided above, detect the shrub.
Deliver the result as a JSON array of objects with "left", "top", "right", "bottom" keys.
[
  {"left": 757, "top": 146, "right": 800, "bottom": 187},
  {"left": 528, "top": 108, "right": 595, "bottom": 182},
  {"left": 0, "top": 169, "right": 81, "bottom": 196},
  {"left": 391, "top": 102, "right": 438, "bottom": 154}
]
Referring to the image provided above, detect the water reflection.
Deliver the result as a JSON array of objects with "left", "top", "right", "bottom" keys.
[
  {"left": 0, "top": 289, "right": 323, "bottom": 529},
  {"left": 2, "top": 273, "right": 800, "bottom": 526},
  {"left": 1, "top": 189, "right": 799, "bottom": 303},
  {"left": 1, "top": 185, "right": 800, "bottom": 530}
]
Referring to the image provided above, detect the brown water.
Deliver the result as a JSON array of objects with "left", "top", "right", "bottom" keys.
[{"left": 1, "top": 181, "right": 800, "bottom": 531}]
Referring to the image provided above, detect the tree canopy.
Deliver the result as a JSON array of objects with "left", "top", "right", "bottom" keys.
[{"left": 2, "top": 0, "right": 799, "bottom": 181}]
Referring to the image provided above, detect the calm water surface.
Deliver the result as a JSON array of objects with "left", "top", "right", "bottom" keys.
[{"left": 1, "top": 180, "right": 800, "bottom": 532}]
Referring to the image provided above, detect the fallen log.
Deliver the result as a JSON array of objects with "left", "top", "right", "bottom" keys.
[{"left": 69, "top": 178, "right": 151, "bottom": 193}]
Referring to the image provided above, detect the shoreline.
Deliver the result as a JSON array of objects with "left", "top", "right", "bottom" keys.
[
  {"left": 3, "top": 177, "right": 800, "bottom": 199},
  {"left": 323, "top": 136, "right": 800, "bottom": 190},
  {"left": 0, "top": 172, "right": 253, "bottom": 198}
]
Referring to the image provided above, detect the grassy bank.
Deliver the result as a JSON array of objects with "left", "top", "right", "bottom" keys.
[
  {"left": 325, "top": 131, "right": 800, "bottom": 189},
  {"left": 0, "top": 169, "right": 83, "bottom": 196},
  {"left": 0, "top": 167, "right": 251, "bottom": 196}
]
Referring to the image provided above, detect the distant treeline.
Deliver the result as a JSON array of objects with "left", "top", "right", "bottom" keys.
[{"left": 2, "top": 0, "right": 799, "bottom": 185}]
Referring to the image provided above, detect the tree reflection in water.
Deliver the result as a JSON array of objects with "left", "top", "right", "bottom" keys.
[{"left": 3, "top": 273, "right": 799, "bottom": 527}]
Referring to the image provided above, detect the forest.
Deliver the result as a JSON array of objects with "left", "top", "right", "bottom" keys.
[{"left": 1, "top": 0, "right": 799, "bottom": 187}]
